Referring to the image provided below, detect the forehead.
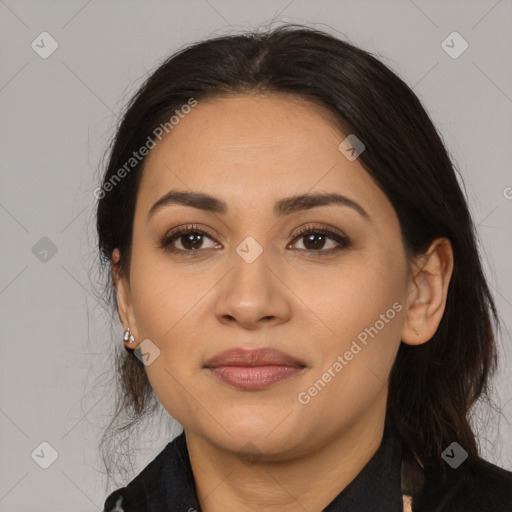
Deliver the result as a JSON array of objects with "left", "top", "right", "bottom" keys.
[
  {"left": 144, "top": 94, "right": 342, "bottom": 167},
  {"left": 136, "top": 94, "right": 392, "bottom": 221}
]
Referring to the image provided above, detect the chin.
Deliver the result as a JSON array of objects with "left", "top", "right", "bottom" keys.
[{"left": 200, "top": 412, "right": 306, "bottom": 457}]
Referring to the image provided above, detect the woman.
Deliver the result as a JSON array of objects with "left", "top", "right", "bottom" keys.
[{"left": 97, "top": 24, "right": 512, "bottom": 511}]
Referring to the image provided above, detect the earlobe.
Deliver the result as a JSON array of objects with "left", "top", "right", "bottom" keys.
[
  {"left": 112, "top": 248, "right": 140, "bottom": 347},
  {"left": 401, "top": 238, "right": 454, "bottom": 346}
]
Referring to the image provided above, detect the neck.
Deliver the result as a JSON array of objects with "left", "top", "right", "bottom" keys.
[{"left": 185, "top": 392, "right": 388, "bottom": 512}]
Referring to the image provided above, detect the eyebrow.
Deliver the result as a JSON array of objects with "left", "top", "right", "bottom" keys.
[{"left": 147, "top": 190, "right": 370, "bottom": 222}]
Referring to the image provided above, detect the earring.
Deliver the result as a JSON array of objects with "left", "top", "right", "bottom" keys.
[
  {"left": 412, "top": 327, "right": 419, "bottom": 337},
  {"left": 123, "top": 328, "right": 135, "bottom": 344}
]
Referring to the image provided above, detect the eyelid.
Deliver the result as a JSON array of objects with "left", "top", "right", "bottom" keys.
[
  {"left": 291, "top": 222, "right": 348, "bottom": 240},
  {"left": 160, "top": 222, "right": 351, "bottom": 254},
  {"left": 163, "top": 222, "right": 347, "bottom": 241},
  {"left": 287, "top": 223, "right": 351, "bottom": 253},
  {"left": 163, "top": 223, "right": 219, "bottom": 240}
]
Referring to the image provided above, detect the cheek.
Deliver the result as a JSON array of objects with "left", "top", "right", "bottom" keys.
[
  {"left": 129, "top": 257, "right": 209, "bottom": 424},
  {"left": 295, "top": 290, "right": 404, "bottom": 425},
  {"left": 130, "top": 244, "right": 203, "bottom": 337},
  {"left": 292, "top": 250, "right": 405, "bottom": 338},
  {"left": 297, "top": 251, "right": 406, "bottom": 389}
]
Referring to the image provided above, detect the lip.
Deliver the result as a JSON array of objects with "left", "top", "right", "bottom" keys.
[
  {"left": 204, "top": 348, "right": 307, "bottom": 390},
  {"left": 204, "top": 347, "right": 305, "bottom": 368}
]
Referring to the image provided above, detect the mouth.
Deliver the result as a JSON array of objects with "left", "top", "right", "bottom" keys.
[{"left": 204, "top": 347, "right": 307, "bottom": 390}]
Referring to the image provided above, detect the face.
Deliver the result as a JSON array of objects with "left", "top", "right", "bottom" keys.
[{"left": 116, "top": 94, "right": 415, "bottom": 458}]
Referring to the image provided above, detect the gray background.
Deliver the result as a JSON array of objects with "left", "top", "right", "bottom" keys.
[{"left": 1, "top": 0, "right": 511, "bottom": 510}]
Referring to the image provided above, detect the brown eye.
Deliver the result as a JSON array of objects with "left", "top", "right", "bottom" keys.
[
  {"left": 288, "top": 225, "right": 351, "bottom": 255},
  {"left": 160, "top": 225, "right": 221, "bottom": 256},
  {"left": 160, "top": 223, "right": 351, "bottom": 257}
]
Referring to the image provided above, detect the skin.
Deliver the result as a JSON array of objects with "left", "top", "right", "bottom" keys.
[{"left": 113, "top": 94, "right": 454, "bottom": 512}]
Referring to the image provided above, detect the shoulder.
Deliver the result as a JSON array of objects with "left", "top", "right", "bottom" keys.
[
  {"left": 454, "top": 457, "right": 512, "bottom": 509},
  {"left": 420, "top": 457, "right": 512, "bottom": 511},
  {"left": 102, "top": 434, "right": 184, "bottom": 512}
]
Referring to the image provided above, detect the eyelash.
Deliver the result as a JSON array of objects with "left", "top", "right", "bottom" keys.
[{"left": 159, "top": 223, "right": 352, "bottom": 258}]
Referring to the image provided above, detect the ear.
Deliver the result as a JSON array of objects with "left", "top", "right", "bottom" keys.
[
  {"left": 112, "top": 248, "right": 140, "bottom": 349},
  {"left": 401, "top": 237, "right": 454, "bottom": 346}
]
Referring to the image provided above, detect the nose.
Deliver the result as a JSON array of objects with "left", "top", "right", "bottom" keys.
[{"left": 214, "top": 247, "right": 292, "bottom": 330}]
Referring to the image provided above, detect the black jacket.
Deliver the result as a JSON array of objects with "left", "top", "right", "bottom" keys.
[{"left": 103, "top": 421, "right": 512, "bottom": 511}]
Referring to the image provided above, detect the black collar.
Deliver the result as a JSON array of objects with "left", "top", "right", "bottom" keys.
[
  {"left": 104, "top": 419, "right": 512, "bottom": 512},
  {"left": 104, "top": 419, "right": 405, "bottom": 511},
  {"left": 323, "top": 419, "right": 404, "bottom": 510},
  {"left": 160, "top": 419, "right": 403, "bottom": 511}
]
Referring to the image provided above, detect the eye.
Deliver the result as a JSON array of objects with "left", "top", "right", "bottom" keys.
[
  {"left": 288, "top": 224, "right": 351, "bottom": 255},
  {"left": 159, "top": 223, "right": 351, "bottom": 257},
  {"left": 159, "top": 224, "right": 220, "bottom": 256}
]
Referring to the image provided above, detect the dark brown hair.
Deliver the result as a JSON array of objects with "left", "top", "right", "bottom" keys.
[{"left": 95, "top": 23, "right": 499, "bottom": 495}]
